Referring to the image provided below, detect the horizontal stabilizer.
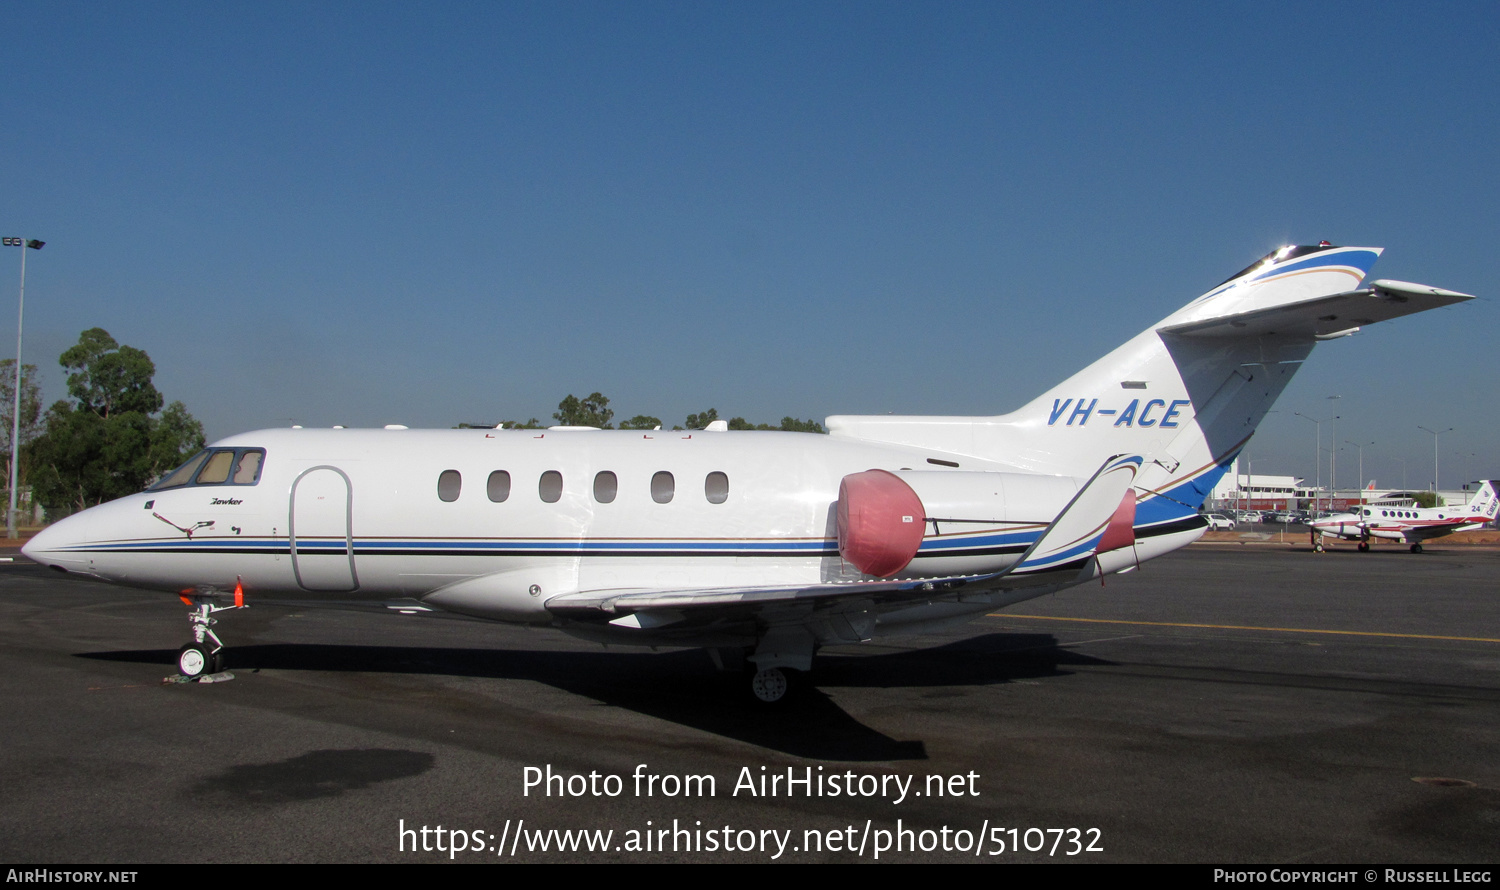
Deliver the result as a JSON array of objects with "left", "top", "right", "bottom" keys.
[{"left": 1160, "top": 279, "right": 1473, "bottom": 340}]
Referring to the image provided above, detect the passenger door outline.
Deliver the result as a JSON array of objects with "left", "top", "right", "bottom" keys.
[{"left": 289, "top": 465, "right": 359, "bottom": 592}]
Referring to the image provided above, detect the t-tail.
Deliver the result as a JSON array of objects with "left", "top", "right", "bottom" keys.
[
  {"left": 1467, "top": 480, "right": 1500, "bottom": 522},
  {"left": 829, "top": 244, "right": 1473, "bottom": 535}
]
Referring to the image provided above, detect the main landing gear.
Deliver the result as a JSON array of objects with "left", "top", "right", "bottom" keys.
[
  {"left": 750, "top": 667, "right": 793, "bottom": 704},
  {"left": 177, "top": 586, "right": 246, "bottom": 678},
  {"left": 712, "top": 628, "right": 816, "bottom": 705},
  {"left": 1358, "top": 541, "right": 1370, "bottom": 552},
  {"left": 1410, "top": 543, "right": 1424, "bottom": 554}
]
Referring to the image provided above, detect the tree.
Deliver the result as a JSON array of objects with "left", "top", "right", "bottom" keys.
[
  {"left": 554, "top": 393, "right": 614, "bottom": 428},
  {"left": 685, "top": 408, "right": 718, "bottom": 430},
  {"left": 60, "top": 328, "right": 162, "bottom": 418},
  {"left": 27, "top": 330, "right": 204, "bottom": 512},
  {"left": 0, "top": 361, "right": 43, "bottom": 495},
  {"left": 778, "top": 416, "right": 825, "bottom": 434},
  {"left": 726, "top": 414, "right": 825, "bottom": 433},
  {"left": 618, "top": 415, "right": 662, "bottom": 430}
]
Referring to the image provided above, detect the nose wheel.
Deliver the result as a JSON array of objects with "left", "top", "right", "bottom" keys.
[
  {"left": 177, "top": 642, "right": 224, "bottom": 677},
  {"left": 178, "top": 586, "right": 245, "bottom": 678}
]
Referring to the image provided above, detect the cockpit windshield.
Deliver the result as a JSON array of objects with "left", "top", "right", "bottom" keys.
[{"left": 150, "top": 448, "right": 266, "bottom": 490}]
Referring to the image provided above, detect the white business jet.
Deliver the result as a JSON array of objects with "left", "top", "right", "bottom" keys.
[
  {"left": 22, "top": 244, "right": 1473, "bottom": 701},
  {"left": 1310, "top": 481, "right": 1499, "bottom": 553}
]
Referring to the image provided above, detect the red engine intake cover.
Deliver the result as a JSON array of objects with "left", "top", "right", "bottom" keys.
[{"left": 837, "top": 470, "right": 926, "bottom": 577}]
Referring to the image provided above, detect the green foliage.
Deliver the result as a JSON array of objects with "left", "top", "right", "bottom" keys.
[
  {"left": 60, "top": 328, "right": 163, "bottom": 419},
  {"left": 727, "top": 415, "right": 826, "bottom": 433},
  {"left": 0, "top": 361, "right": 44, "bottom": 489},
  {"left": 685, "top": 408, "right": 718, "bottom": 429},
  {"left": 777, "top": 417, "right": 825, "bottom": 433},
  {"left": 554, "top": 393, "right": 614, "bottom": 428},
  {"left": 27, "top": 330, "right": 204, "bottom": 511},
  {"left": 1411, "top": 491, "right": 1442, "bottom": 508},
  {"left": 479, "top": 395, "right": 825, "bottom": 436}
]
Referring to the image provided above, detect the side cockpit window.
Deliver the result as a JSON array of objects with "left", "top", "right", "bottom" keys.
[{"left": 151, "top": 448, "right": 267, "bottom": 491}]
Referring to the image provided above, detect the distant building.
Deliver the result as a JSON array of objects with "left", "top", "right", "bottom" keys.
[{"left": 1210, "top": 459, "right": 1303, "bottom": 511}]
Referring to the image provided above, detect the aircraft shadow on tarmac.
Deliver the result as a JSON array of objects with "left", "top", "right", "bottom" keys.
[{"left": 78, "top": 634, "right": 1113, "bottom": 761}]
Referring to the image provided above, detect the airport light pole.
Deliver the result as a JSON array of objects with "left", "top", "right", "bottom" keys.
[
  {"left": 1346, "top": 440, "right": 1373, "bottom": 506},
  {"left": 1294, "top": 412, "right": 1323, "bottom": 513},
  {"left": 1417, "top": 425, "right": 1452, "bottom": 493},
  {"left": 3, "top": 237, "right": 43, "bottom": 540},
  {"left": 1326, "top": 396, "right": 1341, "bottom": 508}
]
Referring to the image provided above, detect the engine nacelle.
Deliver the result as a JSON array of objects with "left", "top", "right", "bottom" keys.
[
  {"left": 837, "top": 470, "right": 925, "bottom": 577},
  {"left": 838, "top": 468, "right": 1105, "bottom": 577}
]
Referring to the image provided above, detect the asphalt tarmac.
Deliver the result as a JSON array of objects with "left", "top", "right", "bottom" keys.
[{"left": 1, "top": 543, "right": 1496, "bottom": 863}]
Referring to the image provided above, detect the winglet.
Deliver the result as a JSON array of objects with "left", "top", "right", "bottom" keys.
[{"left": 1003, "top": 454, "right": 1143, "bottom": 581}]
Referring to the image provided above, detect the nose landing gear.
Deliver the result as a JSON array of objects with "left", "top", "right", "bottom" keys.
[{"left": 176, "top": 583, "right": 246, "bottom": 679}]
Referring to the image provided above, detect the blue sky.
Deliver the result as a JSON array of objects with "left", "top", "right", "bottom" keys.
[{"left": 2, "top": 2, "right": 1496, "bottom": 490}]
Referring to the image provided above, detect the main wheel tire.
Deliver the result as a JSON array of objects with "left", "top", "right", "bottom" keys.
[
  {"left": 1358, "top": 542, "right": 1369, "bottom": 552},
  {"left": 178, "top": 643, "right": 211, "bottom": 678},
  {"left": 750, "top": 667, "right": 790, "bottom": 704},
  {"left": 210, "top": 650, "right": 226, "bottom": 673},
  {"left": 1411, "top": 543, "right": 1424, "bottom": 554}
]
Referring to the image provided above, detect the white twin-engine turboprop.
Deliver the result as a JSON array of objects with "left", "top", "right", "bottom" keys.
[
  {"left": 23, "top": 244, "right": 1474, "bottom": 702},
  {"left": 1309, "top": 480, "right": 1500, "bottom": 553}
]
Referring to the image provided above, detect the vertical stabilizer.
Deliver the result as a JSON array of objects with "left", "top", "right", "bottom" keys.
[{"left": 829, "top": 245, "right": 1472, "bottom": 535}]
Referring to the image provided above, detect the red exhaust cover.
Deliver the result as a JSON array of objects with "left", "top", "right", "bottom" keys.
[
  {"left": 837, "top": 470, "right": 926, "bottom": 577},
  {"left": 1097, "top": 490, "right": 1137, "bottom": 553}
]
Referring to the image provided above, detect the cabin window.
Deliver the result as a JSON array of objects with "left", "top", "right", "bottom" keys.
[
  {"left": 437, "top": 470, "right": 462, "bottom": 502},
  {"left": 651, "top": 471, "right": 674, "bottom": 504},
  {"left": 539, "top": 471, "right": 563, "bottom": 503},
  {"left": 594, "top": 471, "right": 618, "bottom": 504},
  {"left": 705, "top": 471, "right": 729, "bottom": 505},
  {"left": 487, "top": 470, "right": 511, "bottom": 503}
]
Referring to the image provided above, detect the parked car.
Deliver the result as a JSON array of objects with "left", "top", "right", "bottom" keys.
[{"left": 1204, "top": 513, "right": 1235, "bottom": 530}]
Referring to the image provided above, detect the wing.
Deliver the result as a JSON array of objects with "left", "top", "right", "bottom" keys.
[{"left": 543, "top": 454, "right": 1144, "bottom": 640}]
